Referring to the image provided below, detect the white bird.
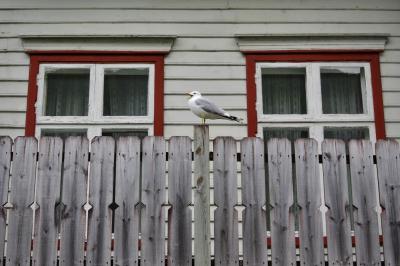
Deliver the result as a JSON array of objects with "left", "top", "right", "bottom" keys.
[{"left": 187, "top": 91, "right": 243, "bottom": 124}]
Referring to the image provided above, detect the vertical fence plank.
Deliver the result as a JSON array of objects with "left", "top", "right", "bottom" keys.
[
  {"left": 268, "top": 138, "right": 296, "bottom": 266},
  {"left": 295, "top": 139, "right": 324, "bottom": 266},
  {"left": 168, "top": 137, "right": 192, "bottom": 266},
  {"left": 59, "top": 137, "right": 89, "bottom": 266},
  {"left": 0, "top": 137, "right": 11, "bottom": 264},
  {"left": 141, "top": 137, "right": 166, "bottom": 266},
  {"left": 349, "top": 140, "right": 380, "bottom": 266},
  {"left": 376, "top": 139, "right": 400, "bottom": 266},
  {"left": 241, "top": 137, "right": 267, "bottom": 266},
  {"left": 87, "top": 137, "right": 115, "bottom": 266},
  {"left": 6, "top": 137, "right": 37, "bottom": 266},
  {"left": 114, "top": 137, "right": 141, "bottom": 266},
  {"left": 322, "top": 139, "right": 352, "bottom": 266},
  {"left": 214, "top": 137, "right": 239, "bottom": 265},
  {"left": 193, "top": 125, "right": 211, "bottom": 266},
  {"left": 33, "top": 137, "right": 63, "bottom": 266}
]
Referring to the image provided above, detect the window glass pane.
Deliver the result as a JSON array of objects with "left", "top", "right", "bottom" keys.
[
  {"left": 41, "top": 129, "right": 87, "bottom": 139},
  {"left": 103, "top": 68, "right": 149, "bottom": 116},
  {"left": 262, "top": 68, "right": 307, "bottom": 114},
  {"left": 102, "top": 129, "right": 148, "bottom": 139},
  {"left": 324, "top": 127, "right": 369, "bottom": 142},
  {"left": 263, "top": 127, "right": 309, "bottom": 143},
  {"left": 45, "top": 69, "right": 90, "bottom": 116},
  {"left": 321, "top": 67, "right": 364, "bottom": 114}
]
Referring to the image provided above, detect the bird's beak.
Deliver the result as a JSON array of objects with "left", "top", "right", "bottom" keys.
[{"left": 186, "top": 92, "right": 193, "bottom": 98}]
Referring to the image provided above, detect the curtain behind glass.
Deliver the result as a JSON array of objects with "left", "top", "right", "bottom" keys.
[
  {"left": 41, "top": 129, "right": 87, "bottom": 140},
  {"left": 321, "top": 72, "right": 363, "bottom": 114},
  {"left": 102, "top": 129, "right": 148, "bottom": 139},
  {"left": 103, "top": 74, "right": 148, "bottom": 116},
  {"left": 324, "top": 127, "right": 369, "bottom": 142},
  {"left": 262, "top": 70, "right": 307, "bottom": 114},
  {"left": 45, "top": 73, "right": 89, "bottom": 116}
]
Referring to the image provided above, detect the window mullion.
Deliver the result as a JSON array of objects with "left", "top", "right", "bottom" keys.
[
  {"left": 88, "top": 65, "right": 98, "bottom": 120},
  {"left": 308, "top": 63, "right": 322, "bottom": 119}
]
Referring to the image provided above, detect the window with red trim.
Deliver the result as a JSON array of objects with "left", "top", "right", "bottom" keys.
[
  {"left": 25, "top": 53, "right": 165, "bottom": 138},
  {"left": 245, "top": 52, "right": 386, "bottom": 141}
]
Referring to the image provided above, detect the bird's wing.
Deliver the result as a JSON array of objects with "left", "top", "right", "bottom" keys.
[{"left": 194, "top": 98, "right": 227, "bottom": 117}]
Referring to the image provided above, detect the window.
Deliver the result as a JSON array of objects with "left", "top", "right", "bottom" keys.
[
  {"left": 25, "top": 53, "right": 166, "bottom": 138},
  {"left": 36, "top": 63, "right": 154, "bottom": 139},
  {"left": 244, "top": 52, "right": 386, "bottom": 142},
  {"left": 256, "top": 62, "right": 376, "bottom": 143}
]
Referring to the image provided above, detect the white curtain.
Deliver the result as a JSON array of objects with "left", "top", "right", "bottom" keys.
[
  {"left": 321, "top": 73, "right": 363, "bottom": 114},
  {"left": 45, "top": 73, "right": 89, "bottom": 116},
  {"left": 262, "top": 74, "right": 307, "bottom": 114},
  {"left": 103, "top": 75, "right": 148, "bottom": 116}
]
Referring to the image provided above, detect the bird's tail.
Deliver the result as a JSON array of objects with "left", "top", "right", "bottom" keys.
[{"left": 227, "top": 115, "right": 244, "bottom": 124}]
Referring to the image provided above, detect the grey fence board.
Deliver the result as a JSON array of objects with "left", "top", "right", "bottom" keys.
[
  {"left": 141, "top": 137, "right": 166, "bottom": 266},
  {"left": 168, "top": 136, "right": 192, "bottom": 266},
  {"left": 295, "top": 139, "right": 324, "bottom": 266},
  {"left": 87, "top": 137, "right": 115, "bottom": 266},
  {"left": 6, "top": 137, "right": 37, "bottom": 266},
  {"left": 114, "top": 137, "right": 141, "bottom": 266},
  {"left": 349, "top": 140, "right": 380, "bottom": 266},
  {"left": 0, "top": 137, "right": 11, "bottom": 264},
  {"left": 59, "top": 137, "right": 89, "bottom": 266},
  {"left": 33, "top": 137, "right": 63, "bottom": 266},
  {"left": 268, "top": 138, "right": 296, "bottom": 266},
  {"left": 193, "top": 125, "right": 211, "bottom": 266},
  {"left": 322, "top": 139, "right": 352, "bottom": 266},
  {"left": 214, "top": 137, "right": 239, "bottom": 266},
  {"left": 376, "top": 140, "right": 400, "bottom": 266},
  {"left": 241, "top": 137, "right": 267, "bottom": 266}
]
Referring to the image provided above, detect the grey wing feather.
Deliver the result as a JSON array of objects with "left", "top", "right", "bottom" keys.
[{"left": 195, "top": 98, "right": 227, "bottom": 117}]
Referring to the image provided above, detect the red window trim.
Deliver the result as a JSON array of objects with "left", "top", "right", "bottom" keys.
[
  {"left": 244, "top": 50, "right": 386, "bottom": 139},
  {"left": 25, "top": 50, "right": 166, "bottom": 136}
]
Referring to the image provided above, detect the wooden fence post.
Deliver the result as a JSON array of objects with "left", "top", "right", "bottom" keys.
[
  {"left": 0, "top": 137, "right": 11, "bottom": 265},
  {"left": 295, "top": 139, "right": 324, "bottom": 266},
  {"left": 59, "top": 137, "right": 89, "bottom": 266},
  {"left": 33, "top": 137, "right": 63, "bottom": 266},
  {"left": 141, "top": 137, "right": 166, "bottom": 266},
  {"left": 194, "top": 125, "right": 211, "bottom": 266},
  {"left": 349, "top": 140, "right": 380, "bottom": 265},
  {"left": 322, "top": 139, "right": 352, "bottom": 266},
  {"left": 376, "top": 140, "right": 400, "bottom": 266},
  {"left": 114, "top": 137, "right": 141, "bottom": 266},
  {"left": 87, "top": 137, "right": 115, "bottom": 266},
  {"left": 6, "top": 137, "right": 37, "bottom": 266},
  {"left": 168, "top": 136, "right": 192, "bottom": 265},
  {"left": 214, "top": 137, "right": 239, "bottom": 265},
  {"left": 241, "top": 137, "right": 268, "bottom": 266},
  {"left": 268, "top": 138, "right": 296, "bottom": 266}
]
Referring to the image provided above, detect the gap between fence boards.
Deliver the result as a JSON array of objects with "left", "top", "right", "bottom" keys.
[{"left": 8, "top": 151, "right": 377, "bottom": 164}]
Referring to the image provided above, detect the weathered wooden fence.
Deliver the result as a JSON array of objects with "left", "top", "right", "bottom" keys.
[{"left": 0, "top": 130, "right": 399, "bottom": 265}]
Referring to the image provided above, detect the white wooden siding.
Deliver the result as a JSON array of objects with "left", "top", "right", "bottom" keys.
[{"left": 0, "top": 0, "right": 399, "bottom": 140}]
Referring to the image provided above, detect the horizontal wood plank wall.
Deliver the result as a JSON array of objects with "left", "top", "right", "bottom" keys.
[
  {"left": 0, "top": 135, "right": 399, "bottom": 265},
  {"left": 0, "top": 1, "right": 399, "bottom": 140}
]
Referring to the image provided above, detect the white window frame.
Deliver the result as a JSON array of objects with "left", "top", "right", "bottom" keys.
[
  {"left": 36, "top": 63, "right": 155, "bottom": 140},
  {"left": 255, "top": 62, "right": 376, "bottom": 144}
]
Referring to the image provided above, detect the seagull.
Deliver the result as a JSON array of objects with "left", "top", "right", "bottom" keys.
[{"left": 187, "top": 91, "right": 243, "bottom": 124}]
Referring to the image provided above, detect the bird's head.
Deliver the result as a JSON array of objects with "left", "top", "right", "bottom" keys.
[{"left": 186, "top": 91, "right": 202, "bottom": 99}]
